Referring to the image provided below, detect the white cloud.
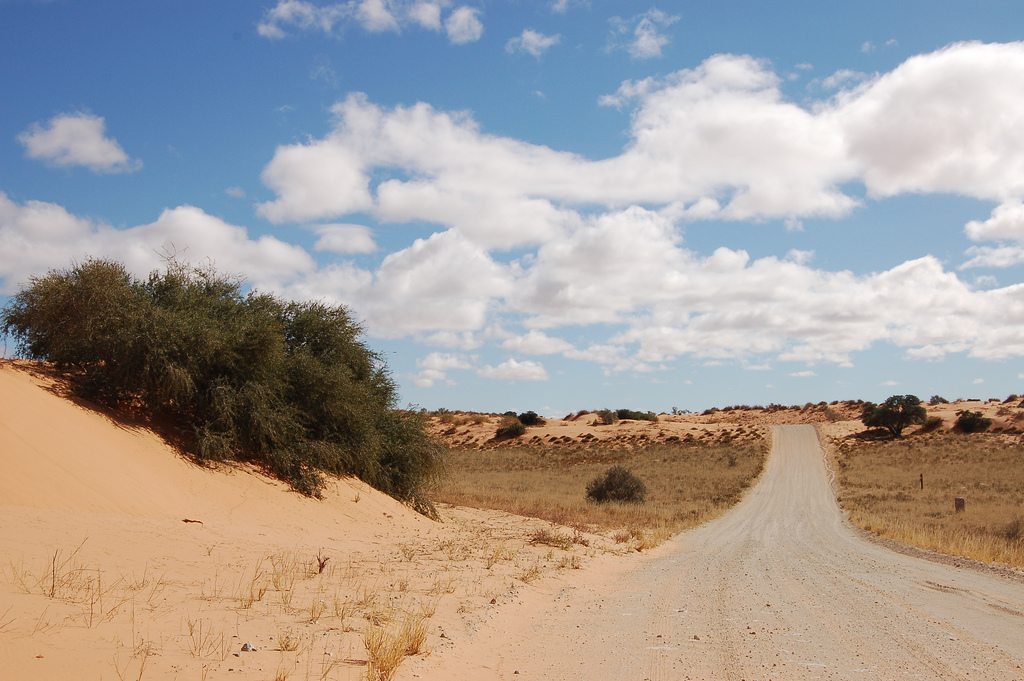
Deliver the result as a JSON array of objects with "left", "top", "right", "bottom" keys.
[
  {"left": 0, "top": 193, "right": 313, "bottom": 295},
  {"left": 18, "top": 40, "right": 1014, "bottom": 377},
  {"left": 790, "top": 370, "right": 817, "bottom": 377},
  {"left": 257, "top": 1, "right": 350, "bottom": 38},
  {"left": 964, "top": 201, "right": 1024, "bottom": 243},
  {"left": 445, "top": 6, "right": 482, "bottom": 44},
  {"left": 820, "top": 69, "right": 869, "bottom": 90},
  {"left": 418, "top": 352, "right": 473, "bottom": 371},
  {"left": 313, "top": 224, "right": 377, "bottom": 254},
  {"left": 408, "top": 1, "right": 442, "bottom": 30},
  {"left": 258, "top": 0, "right": 460, "bottom": 39},
  {"left": 477, "top": 358, "right": 549, "bottom": 381},
  {"left": 410, "top": 352, "right": 473, "bottom": 387},
  {"left": 501, "top": 330, "right": 575, "bottom": 355},
  {"left": 356, "top": 0, "right": 399, "bottom": 32},
  {"left": 610, "top": 8, "right": 679, "bottom": 60},
  {"left": 506, "top": 29, "right": 560, "bottom": 57},
  {"left": 225, "top": 186, "right": 246, "bottom": 198},
  {"left": 18, "top": 112, "right": 140, "bottom": 173}
]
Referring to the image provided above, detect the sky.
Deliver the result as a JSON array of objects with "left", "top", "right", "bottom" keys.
[{"left": 2, "top": 0, "right": 1024, "bottom": 416}]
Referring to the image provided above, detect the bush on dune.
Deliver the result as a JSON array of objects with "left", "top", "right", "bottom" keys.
[{"left": 1, "top": 258, "right": 444, "bottom": 513}]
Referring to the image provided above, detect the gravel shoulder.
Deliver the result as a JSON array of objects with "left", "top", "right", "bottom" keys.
[{"left": 404, "top": 424, "right": 1024, "bottom": 680}]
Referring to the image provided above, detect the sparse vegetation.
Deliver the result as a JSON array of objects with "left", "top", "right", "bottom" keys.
[
  {"left": 831, "top": 433, "right": 1024, "bottom": 567},
  {"left": 436, "top": 439, "right": 767, "bottom": 541},
  {"left": 1, "top": 258, "right": 444, "bottom": 509},
  {"left": 585, "top": 465, "right": 647, "bottom": 504}
]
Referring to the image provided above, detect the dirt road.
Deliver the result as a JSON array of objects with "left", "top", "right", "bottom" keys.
[{"left": 406, "top": 425, "right": 1024, "bottom": 680}]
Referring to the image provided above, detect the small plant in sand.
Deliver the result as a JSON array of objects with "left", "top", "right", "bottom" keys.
[
  {"left": 586, "top": 466, "right": 647, "bottom": 504},
  {"left": 530, "top": 527, "right": 574, "bottom": 550}
]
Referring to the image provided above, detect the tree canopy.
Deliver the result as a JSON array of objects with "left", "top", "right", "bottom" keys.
[
  {"left": 860, "top": 394, "right": 927, "bottom": 438},
  {"left": 2, "top": 258, "right": 444, "bottom": 513}
]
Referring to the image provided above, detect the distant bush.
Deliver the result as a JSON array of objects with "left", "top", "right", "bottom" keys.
[
  {"left": 1, "top": 258, "right": 444, "bottom": 511},
  {"left": 955, "top": 409, "right": 992, "bottom": 433},
  {"left": 596, "top": 409, "right": 619, "bottom": 425},
  {"left": 517, "top": 411, "right": 545, "bottom": 427},
  {"left": 585, "top": 466, "right": 646, "bottom": 504},
  {"left": 615, "top": 409, "right": 658, "bottom": 422},
  {"left": 495, "top": 418, "right": 526, "bottom": 439},
  {"left": 920, "top": 416, "right": 944, "bottom": 433},
  {"left": 930, "top": 395, "right": 949, "bottom": 405}
]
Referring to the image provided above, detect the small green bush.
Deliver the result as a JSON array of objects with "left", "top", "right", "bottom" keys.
[
  {"left": 495, "top": 419, "right": 526, "bottom": 439},
  {"left": 596, "top": 409, "right": 619, "bottom": 425},
  {"left": 920, "top": 416, "right": 944, "bottom": 433},
  {"left": 517, "top": 411, "right": 545, "bottom": 427},
  {"left": 585, "top": 465, "right": 646, "bottom": 504},
  {"left": 615, "top": 409, "right": 658, "bottom": 422},
  {"left": 955, "top": 409, "right": 992, "bottom": 433},
  {"left": 930, "top": 395, "right": 949, "bottom": 405}
]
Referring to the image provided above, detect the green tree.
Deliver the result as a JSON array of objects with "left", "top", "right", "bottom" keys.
[{"left": 861, "top": 395, "right": 927, "bottom": 438}]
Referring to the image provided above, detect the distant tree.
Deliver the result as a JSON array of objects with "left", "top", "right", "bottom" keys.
[
  {"left": 930, "top": 395, "right": 949, "bottom": 405},
  {"left": 861, "top": 395, "right": 927, "bottom": 438}
]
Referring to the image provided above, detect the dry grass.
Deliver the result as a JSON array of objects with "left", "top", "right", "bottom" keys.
[
  {"left": 831, "top": 431, "right": 1024, "bottom": 567},
  {"left": 435, "top": 440, "right": 767, "bottom": 542}
]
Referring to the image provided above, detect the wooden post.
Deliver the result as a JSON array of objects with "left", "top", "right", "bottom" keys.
[
  {"left": 955, "top": 497, "right": 965, "bottom": 513},
  {"left": 920, "top": 473, "right": 924, "bottom": 490}
]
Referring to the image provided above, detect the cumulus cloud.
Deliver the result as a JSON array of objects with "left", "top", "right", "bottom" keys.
[
  {"left": 0, "top": 193, "right": 312, "bottom": 295},
  {"left": 257, "top": 0, "right": 467, "bottom": 39},
  {"left": 609, "top": 8, "right": 679, "bottom": 59},
  {"left": 18, "top": 112, "right": 140, "bottom": 173},
  {"left": 410, "top": 351, "right": 473, "bottom": 387},
  {"left": 445, "top": 6, "right": 482, "bottom": 44},
  {"left": 501, "top": 330, "right": 575, "bottom": 354},
  {"left": 313, "top": 224, "right": 377, "bottom": 253},
  {"left": 506, "top": 29, "right": 560, "bottom": 57},
  {"left": 242, "top": 41, "right": 1024, "bottom": 371},
  {"left": 477, "top": 358, "right": 549, "bottom": 381}
]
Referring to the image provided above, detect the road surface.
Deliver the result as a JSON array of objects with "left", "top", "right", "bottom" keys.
[{"left": 410, "top": 424, "right": 1024, "bottom": 680}]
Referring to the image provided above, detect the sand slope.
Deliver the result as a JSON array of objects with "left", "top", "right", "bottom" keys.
[{"left": 0, "top": 361, "right": 618, "bottom": 681}]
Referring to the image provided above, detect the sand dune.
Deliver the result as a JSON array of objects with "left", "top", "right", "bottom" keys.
[{"left": 0, "top": 362, "right": 617, "bottom": 681}]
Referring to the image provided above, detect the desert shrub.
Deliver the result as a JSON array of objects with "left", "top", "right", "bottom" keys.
[
  {"left": 930, "top": 395, "right": 949, "bottom": 405},
  {"left": 596, "top": 409, "right": 619, "bottom": 425},
  {"left": 861, "top": 395, "right": 927, "bottom": 438},
  {"left": 1, "top": 258, "right": 444, "bottom": 510},
  {"left": 955, "top": 409, "right": 992, "bottom": 433},
  {"left": 495, "top": 419, "right": 526, "bottom": 439},
  {"left": 920, "top": 416, "right": 944, "bottom": 433},
  {"left": 585, "top": 465, "right": 647, "bottom": 504},
  {"left": 517, "top": 411, "right": 545, "bottom": 427},
  {"left": 615, "top": 409, "right": 658, "bottom": 422},
  {"left": 1003, "top": 394, "right": 1019, "bottom": 404}
]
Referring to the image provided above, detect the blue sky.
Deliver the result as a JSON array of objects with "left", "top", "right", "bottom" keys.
[{"left": 3, "top": 1, "right": 1024, "bottom": 415}]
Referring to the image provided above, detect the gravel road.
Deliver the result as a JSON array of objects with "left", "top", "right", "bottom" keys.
[{"left": 411, "top": 424, "right": 1024, "bottom": 680}]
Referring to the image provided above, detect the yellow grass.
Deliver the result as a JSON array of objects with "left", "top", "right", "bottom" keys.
[
  {"left": 831, "top": 431, "right": 1024, "bottom": 567},
  {"left": 435, "top": 439, "right": 767, "bottom": 543}
]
